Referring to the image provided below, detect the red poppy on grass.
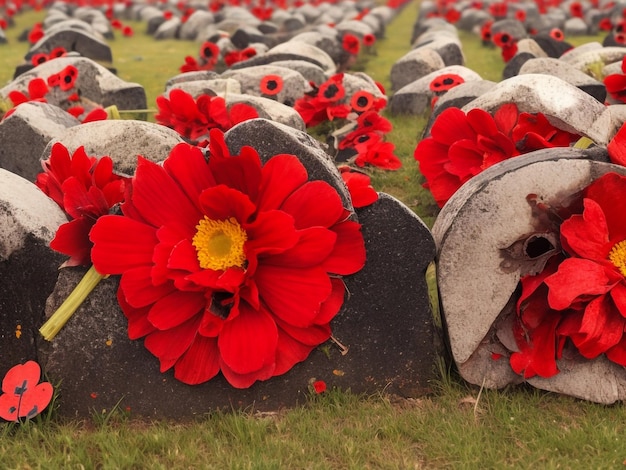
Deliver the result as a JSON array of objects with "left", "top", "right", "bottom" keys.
[
  {"left": 0, "top": 361, "right": 53, "bottom": 422},
  {"left": 89, "top": 130, "right": 366, "bottom": 388},
  {"left": 259, "top": 75, "right": 283, "bottom": 96},
  {"left": 342, "top": 33, "right": 360, "bottom": 55},
  {"left": 122, "top": 25, "right": 134, "bottom": 37},
  {"left": 36, "top": 143, "right": 127, "bottom": 266}
]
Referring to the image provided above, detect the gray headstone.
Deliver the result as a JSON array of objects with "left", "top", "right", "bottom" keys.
[
  {"left": 0, "top": 169, "right": 67, "bottom": 380},
  {"left": 154, "top": 17, "right": 181, "bottom": 40},
  {"left": 179, "top": 10, "right": 214, "bottom": 41},
  {"left": 0, "top": 102, "right": 80, "bottom": 181},
  {"left": 25, "top": 24, "right": 112, "bottom": 63},
  {"left": 390, "top": 47, "right": 446, "bottom": 92},
  {"left": 564, "top": 16, "right": 589, "bottom": 36},
  {"left": 433, "top": 150, "right": 626, "bottom": 404},
  {"left": 43, "top": 120, "right": 186, "bottom": 175}
]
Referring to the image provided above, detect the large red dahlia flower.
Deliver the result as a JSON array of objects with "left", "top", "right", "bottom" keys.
[{"left": 89, "top": 130, "right": 366, "bottom": 388}]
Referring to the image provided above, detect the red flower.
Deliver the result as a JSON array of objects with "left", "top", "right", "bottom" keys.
[
  {"left": 480, "top": 20, "right": 493, "bottom": 43},
  {"left": 570, "top": 1, "right": 583, "bottom": 18},
  {"left": 599, "top": 18, "right": 613, "bottom": 31},
  {"left": 224, "top": 47, "right": 257, "bottom": 67},
  {"left": 549, "top": 28, "right": 564, "bottom": 41},
  {"left": 294, "top": 75, "right": 348, "bottom": 127},
  {"left": 604, "top": 56, "right": 626, "bottom": 103},
  {"left": 414, "top": 104, "right": 579, "bottom": 207},
  {"left": 313, "top": 380, "right": 327, "bottom": 394},
  {"left": 31, "top": 52, "right": 49, "bottom": 66},
  {"left": 122, "top": 26, "right": 134, "bottom": 37},
  {"left": 48, "top": 65, "right": 79, "bottom": 91},
  {"left": 36, "top": 143, "right": 127, "bottom": 266},
  {"left": 363, "top": 33, "right": 376, "bottom": 47},
  {"left": 0, "top": 361, "right": 53, "bottom": 422},
  {"left": 260, "top": 75, "right": 283, "bottom": 96},
  {"left": 445, "top": 8, "right": 460, "bottom": 23},
  {"left": 28, "top": 22, "right": 44, "bottom": 44},
  {"left": 608, "top": 121, "right": 626, "bottom": 165},
  {"left": 338, "top": 110, "right": 392, "bottom": 150},
  {"left": 512, "top": 173, "right": 626, "bottom": 376},
  {"left": 354, "top": 139, "right": 401, "bottom": 170},
  {"left": 429, "top": 73, "right": 465, "bottom": 94},
  {"left": 89, "top": 131, "right": 366, "bottom": 388},
  {"left": 350, "top": 90, "right": 375, "bottom": 112},
  {"left": 8, "top": 77, "right": 49, "bottom": 106},
  {"left": 155, "top": 89, "right": 258, "bottom": 144},
  {"left": 515, "top": 9, "right": 526, "bottom": 22},
  {"left": 339, "top": 166, "right": 379, "bottom": 208},
  {"left": 342, "top": 33, "right": 360, "bottom": 55}
]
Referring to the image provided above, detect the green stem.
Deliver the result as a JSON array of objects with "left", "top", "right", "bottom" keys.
[{"left": 39, "top": 266, "right": 106, "bottom": 341}]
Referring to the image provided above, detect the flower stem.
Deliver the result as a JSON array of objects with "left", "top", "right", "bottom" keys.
[{"left": 39, "top": 266, "right": 106, "bottom": 341}]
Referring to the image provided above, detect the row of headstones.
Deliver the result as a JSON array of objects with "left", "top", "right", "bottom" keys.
[
  {"left": 399, "top": 5, "right": 626, "bottom": 404},
  {"left": 0, "top": 1, "right": 446, "bottom": 419}
]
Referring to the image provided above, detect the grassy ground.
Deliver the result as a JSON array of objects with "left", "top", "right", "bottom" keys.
[{"left": 1, "top": 4, "right": 624, "bottom": 469}]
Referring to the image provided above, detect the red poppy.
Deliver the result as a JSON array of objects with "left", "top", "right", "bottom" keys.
[
  {"left": 429, "top": 73, "right": 465, "bottom": 94},
  {"left": 199, "top": 41, "right": 220, "bottom": 67},
  {"left": 480, "top": 20, "right": 493, "bottom": 43},
  {"left": 342, "top": 33, "right": 360, "bottom": 55},
  {"left": 350, "top": 90, "right": 374, "bottom": 112},
  {"left": 492, "top": 31, "right": 513, "bottom": 47},
  {"left": 36, "top": 143, "right": 127, "bottom": 266},
  {"left": 488, "top": 2, "right": 507, "bottom": 17},
  {"left": 338, "top": 110, "right": 392, "bottom": 151},
  {"left": 363, "top": 33, "right": 376, "bottom": 47},
  {"left": 260, "top": 75, "right": 283, "bottom": 96},
  {"left": 445, "top": 8, "right": 460, "bottom": 23},
  {"left": 604, "top": 56, "right": 626, "bottom": 103},
  {"left": 28, "top": 22, "right": 44, "bottom": 44},
  {"left": 549, "top": 28, "right": 564, "bottom": 41},
  {"left": 224, "top": 47, "right": 257, "bottom": 66},
  {"left": 338, "top": 166, "right": 379, "bottom": 208},
  {"left": 354, "top": 139, "right": 401, "bottom": 170},
  {"left": 89, "top": 130, "right": 366, "bottom": 388},
  {"left": 122, "top": 26, "right": 134, "bottom": 37},
  {"left": 155, "top": 89, "right": 258, "bottom": 145},
  {"left": 47, "top": 65, "right": 79, "bottom": 91},
  {"left": 111, "top": 19, "right": 123, "bottom": 29},
  {"left": 8, "top": 77, "right": 49, "bottom": 106},
  {"left": 599, "top": 18, "right": 613, "bottom": 31},
  {"left": 31, "top": 52, "right": 49, "bottom": 66},
  {"left": 515, "top": 9, "right": 526, "bottom": 22},
  {"left": 570, "top": 1, "right": 583, "bottom": 18},
  {"left": 180, "top": 55, "right": 201, "bottom": 73},
  {"left": 294, "top": 75, "right": 348, "bottom": 127},
  {"left": 318, "top": 74, "right": 346, "bottom": 103},
  {"left": 608, "top": 121, "right": 626, "bottom": 165},
  {"left": 0, "top": 361, "right": 53, "bottom": 422}
]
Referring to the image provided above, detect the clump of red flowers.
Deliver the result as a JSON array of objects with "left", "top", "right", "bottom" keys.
[
  {"left": 414, "top": 103, "right": 581, "bottom": 207},
  {"left": 155, "top": 88, "right": 259, "bottom": 146},
  {"left": 508, "top": 173, "right": 626, "bottom": 378},
  {"left": 180, "top": 41, "right": 220, "bottom": 72}
]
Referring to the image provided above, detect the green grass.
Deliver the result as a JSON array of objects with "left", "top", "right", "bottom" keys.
[{"left": 1, "top": 4, "right": 624, "bottom": 469}]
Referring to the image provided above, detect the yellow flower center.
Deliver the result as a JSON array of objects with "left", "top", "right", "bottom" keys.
[
  {"left": 192, "top": 216, "right": 247, "bottom": 271},
  {"left": 608, "top": 240, "right": 626, "bottom": 277}
]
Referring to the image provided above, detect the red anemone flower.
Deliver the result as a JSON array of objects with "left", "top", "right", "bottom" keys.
[
  {"left": 88, "top": 130, "right": 366, "bottom": 388},
  {"left": 342, "top": 33, "right": 360, "bottom": 55},
  {"left": 36, "top": 143, "right": 127, "bottom": 266},
  {"left": 260, "top": 74, "right": 283, "bottom": 96}
]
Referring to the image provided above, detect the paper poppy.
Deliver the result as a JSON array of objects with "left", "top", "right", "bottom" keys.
[
  {"left": 48, "top": 65, "right": 78, "bottom": 91},
  {"left": 0, "top": 361, "right": 53, "bottom": 422},
  {"left": 338, "top": 166, "right": 378, "bottom": 208},
  {"left": 429, "top": 73, "right": 465, "bottom": 94},
  {"left": 199, "top": 41, "right": 220, "bottom": 67},
  {"left": 260, "top": 75, "right": 283, "bottom": 96},
  {"left": 342, "top": 33, "right": 360, "bottom": 55},
  {"left": 350, "top": 90, "right": 375, "bottom": 112},
  {"left": 89, "top": 130, "right": 366, "bottom": 388},
  {"left": 549, "top": 28, "right": 564, "bottom": 41},
  {"left": 480, "top": 20, "right": 493, "bottom": 43},
  {"left": 36, "top": 143, "right": 128, "bottom": 266},
  {"left": 28, "top": 22, "right": 44, "bottom": 44},
  {"left": 354, "top": 139, "right": 402, "bottom": 170},
  {"left": 363, "top": 33, "right": 376, "bottom": 47},
  {"left": 514, "top": 10, "right": 526, "bottom": 22},
  {"left": 8, "top": 77, "right": 49, "bottom": 106},
  {"left": 318, "top": 74, "right": 345, "bottom": 103},
  {"left": 31, "top": 52, "right": 48, "bottom": 66}
]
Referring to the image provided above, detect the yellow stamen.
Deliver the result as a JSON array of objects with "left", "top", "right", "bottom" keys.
[
  {"left": 40, "top": 265, "right": 107, "bottom": 341},
  {"left": 609, "top": 240, "right": 626, "bottom": 277},
  {"left": 192, "top": 216, "right": 247, "bottom": 271}
]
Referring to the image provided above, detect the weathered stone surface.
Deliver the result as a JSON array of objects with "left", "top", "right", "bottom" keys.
[
  {"left": 167, "top": 78, "right": 242, "bottom": 96},
  {"left": 0, "top": 169, "right": 67, "bottom": 380},
  {"left": 164, "top": 70, "right": 221, "bottom": 89},
  {"left": 390, "top": 47, "right": 446, "bottom": 92},
  {"left": 39, "top": 121, "right": 440, "bottom": 419},
  {"left": 462, "top": 74, "right": 606, "bottom": 142},
  {"left": 519, "top": 57, "right": 606, "bottom": 102},
  {"left": 223, "top": 95, "right": 306, "bottom": 131},
  {"left": 564, "top": 16, "right": 589, "bottom": 36},
  {"left": 531, "top": 34, "right": 574, "bottom": 58},
  {"left": 154, "top": 17, "right": 181, "bottom": 40},
  {"left": 502, "top": 52, "right": 536, "bottom": 80},
  {"left": 413, "top": 36, "right": 464, "bottom": 67},
  {"left": 221, "top": 64, "right": 312, "bottom": 106},
  {"left": 433, "top": 150, "right": 626, "bottom": 404},
  {"left": 2, "top": 56, "right": 147, "bottom": 112},
  {"left": 0, "top": 102, "right": 80, "bottom": 181},
  {"left": 179, "top": 10, "right": 214, "bottom": 41},
  {"left": 560, "top": 44, "right": 626, "bottom": 71},
  {"left": 389, "top": 65, "right": 482, "bottom": 115},
  {"left": 43, "top": 120, "right": 186, "bottom": 175},
  {"left": 268, "top": 60, "right": 328, "bottom": 85},
  {"left": 489, "top": 19, "right": 528, "bottom": 43},
  {"left": 25, "top": 24, "right": 112, "bottom": 63}
]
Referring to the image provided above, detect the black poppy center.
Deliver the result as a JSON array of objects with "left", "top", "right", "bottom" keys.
[
  {"left": 324, "top": 84, "right": 339, "bottom": 99},
  {"left": 356, "top": 96, "right": 369, "bottom": 107},
  {"left": 357, "top": 135, "right": 370, "bottom": 143},
  {"left": 203, "top": 47, "right": 214, "bottom": 58},
  {"left": 64, "top": 75, "right": 72, "bottom": 84},
  {"left": 266, "top": 80, "right": 278, "bottom": 91},
  {"left": 443, "top": 78, "right": 454, "bottom": 85}
]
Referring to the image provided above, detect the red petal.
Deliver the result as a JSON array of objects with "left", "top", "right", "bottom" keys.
[
  {"left": 90, "top": 215, "right": 158, "bottom": 274},
  {"left": 255, "top": 264, "right": 332, "bottom": 327},
  {"left": 560, "top": 198, "right": 610, "bottom": 260},
  {"left": 50, "top": 217, "right": 93, "bottom": 266},
  {"left": 219, "top": 357, "right": 275, "bottom": 388},
  {"left": 173, "top": 336, "right": 220, "bottom": 384},
  {"left": 120, "top": 266, "right": 176, "bottom": 308},
  {"left": 281, "top": 180, "right": 344, "bottom": 229},
  {"left": 570, "top": 295, "right": 624, "bottom": 358},
  {"left": 1, "top": 361, "right": 42, "bottom": 394},
  {"left": 272, "top": 327, "right": 318, "bottom": 376},
  {"left": 256, "top": 154, "right": 308, "bottom": 211},
  {"left": 198, "top": 185, "right": 256, "bottom": 223},
  {"left": 262, "top": 226, "right": 335, "bottom": 268},
  {"left": 608, "top": 124, "right": 626, "bottom": 166},
  {"left": 323, "top": 220, "right": 366, "bottom": 275},
  {"left": 245, "top": 209, "right": 299, "bottom": 257},
  {"left": 545, "top": 258, "right": 619, "bottom": 310},
  {"left": 16, "top": 382, "right": 53, "bottom": 419},
  {"left": 218, "top": 304, "right": 278, "bottom": 374},
  {"left": 164, "top": 143, "right": 215, "bottom": 204},
  {"left": 144, "top": 315, "right": 202, "bottom": 372},
  {"left": 584, "top": 172, "right": 626, "bottom": 241},
  {"left": 147, "top": 291, "right": 205, "bottom": 330}
]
